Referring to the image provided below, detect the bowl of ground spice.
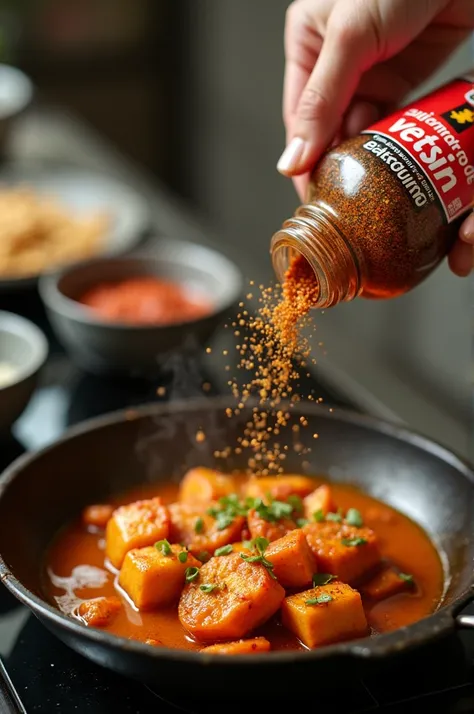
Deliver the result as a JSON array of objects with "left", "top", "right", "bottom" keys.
[{"left": 38, "top": 238, "right": 242, "bottom": 377}]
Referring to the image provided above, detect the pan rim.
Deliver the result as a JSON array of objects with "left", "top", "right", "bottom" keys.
[{"left": 0, "top": 396, "right": 473, "bottom": 667}]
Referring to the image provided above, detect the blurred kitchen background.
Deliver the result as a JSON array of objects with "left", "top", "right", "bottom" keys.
[{"left": 1, "top": 0, "right": 473, "bottom": 458}]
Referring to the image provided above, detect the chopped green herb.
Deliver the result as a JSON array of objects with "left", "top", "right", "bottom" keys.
[
  {"left": 208, "top": 493, "right": 249, "bottom": 531},
  {"left": 178, "top": 551, "right": 188, "bottom": 563},
  {"left": 341, "top": 537, "right": 367, "bottom": 547},
  {"left": 214, "top": 544, "right": 233, "bottom": 557},
  {"left": 215, "top": 511, "right": 235, "bottom": 531},
  {"left": 305, "top": 593, "right": 333, "bottom": 606},
  {"left": 185, "top": 566, "right": 200, "bottom": 582},
  {"left": 326, "top": 511, "right": 342, "bottom": 523},
  {"left": 197, "top": 551, "right": 210, "bottom": 563},
  {"left": 253, "top": 537, "right": 270, "bottom": 553},
  {"left": 240, "top": 537, "right": 277, "bottom": 580},
  {"left": 399, "top": 572, "right": 414, "bottom": 583},
  {"left": 254, "top": 498, "right": 293, "bottom": 522},
  {"left": 287, "top": 495, "right": 303, "bottom": 514},
  {"left": 313, "top": 509, "right": 324, "bottom": 522},
  {"left": 242, "top": 540, "right": 253, "bottom": 550},
  {"left": 345, "top": 508, "right": 363, "bottom": 527},
  {"left": 312, "top": 573, "right": 336, "bottom": 586},
  {"left": 220, "top": 493, "right": 247, "bottom": 512},
  {"left": 296, "top": 518, "right": 309, "bottom": 528},
  {"left": 194, "top": 517, "right": 204, "bottom": 534},
  {"left": 200, "top": 583, "right": 219, "bottom": 593},
  {"left": 155, "top": 539, "right": 172, "bottom": 556}
]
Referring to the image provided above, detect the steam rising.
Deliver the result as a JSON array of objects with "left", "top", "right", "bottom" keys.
[{"left": 134, "top": 337, "right": 233, "bottom": 481}]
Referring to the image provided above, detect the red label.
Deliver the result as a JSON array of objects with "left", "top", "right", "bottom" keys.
[{"left": 361, "top": 78, "right": 474, "bottom": 222}]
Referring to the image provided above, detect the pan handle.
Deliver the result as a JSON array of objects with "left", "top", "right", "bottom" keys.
[
  {"left": 0, "top": 659, "right": 26, "bottom": 714},
  {"left": 455, "top": 592, "right": 474, "bottom": 630},
  {"left": 456, "top": 613, "right": 474, "bottom": 629}
]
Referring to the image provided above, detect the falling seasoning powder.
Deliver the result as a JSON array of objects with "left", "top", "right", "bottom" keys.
[
  {"left": 272, "top": 76, "right": 474, "bottom": 308},
  {"left": 216, "top": 265, "right": 322, "bottom": 474}
]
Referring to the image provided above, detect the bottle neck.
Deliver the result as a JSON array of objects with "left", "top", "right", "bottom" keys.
[{"left": 271, "top": 202, "right": 361, "bottom": 309}]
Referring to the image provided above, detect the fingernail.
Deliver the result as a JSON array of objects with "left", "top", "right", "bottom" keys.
[
  {"left": 277, "top": 137, "right": 305, "bottom": 174},
  {"left": 460, "top": 211, "right": 474, "bottom": 243}
]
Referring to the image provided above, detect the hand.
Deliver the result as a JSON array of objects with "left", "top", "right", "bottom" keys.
[{"left": 278, "top": 0, "right": 474, "bottom": 276}]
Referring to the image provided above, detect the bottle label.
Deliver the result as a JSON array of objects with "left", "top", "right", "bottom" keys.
[{"left": 361, "top": 78, "right": 474, "bottom": 222}]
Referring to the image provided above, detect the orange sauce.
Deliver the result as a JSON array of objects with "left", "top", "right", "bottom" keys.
[
  {"left": 43, "top": 477, "right": 444, "bottom": 652},
  {"left": 78, "top": 277, "right": 211, "bottom": 325}
]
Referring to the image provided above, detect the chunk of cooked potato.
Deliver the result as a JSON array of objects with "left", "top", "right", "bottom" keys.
[
  {"left": 105, "top": 498, "right": 170, "bottom": 569},
  {"left": 82, "top": 504, "right": 114, "bottom": 529},
  {"left": 265, "top": 530, "right": 316, "bottom": 588},
  {"left": 360, "top": 565, "right": 413, "bottom": 602},
  {"left": 118, "top": 544, "right": 200, "bottom": 609},
  {"left": 281, "top": 582, "right": 368, "bottom": 648},
  {"left": 169, "top": 502, "right": 244, "bottom": 556},
  {"left": 247, "top": 508, "right": 296, "bottom": 543},
  {"left": 77, "top": 596, "right": 121, "bottom": 628},
  {"left": 179, "top": 467, "right": 237, "bottom": 505},
  {"left": 244, "top": 475, "right": 315, "bottom": 502},
  {"left": 178, "top": 552, "right": 285, "bottom": 642},
  {"left": 304, "top": 521, "right": 380, "bottom": 583},
  {"left": 303, "top": 485, "right": 335, "bottom": 520},
  {"left": 200, "top": 637, "right": 271, "bottom": 655}
]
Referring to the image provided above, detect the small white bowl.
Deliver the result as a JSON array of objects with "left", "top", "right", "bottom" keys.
[
  {"left": 0, "top": 63, "right": 33, "bottom": 120},
  {"left": 0, "top": 63, "right": 33, "bottom": 154},
  {"left": 0, "top": 311, "right": 48, "bottom": 434}
]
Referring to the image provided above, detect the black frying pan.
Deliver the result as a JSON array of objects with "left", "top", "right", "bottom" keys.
[{"left": 0, "top": 398, "right": 473, "bottom": 698}]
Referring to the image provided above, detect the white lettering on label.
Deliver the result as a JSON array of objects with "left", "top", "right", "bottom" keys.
[{"left": 388, "top": 118, "right": 456, "bottom": 193}]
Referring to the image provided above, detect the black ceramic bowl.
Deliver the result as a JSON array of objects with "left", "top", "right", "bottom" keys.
[
  {"left": 0, "top": 311, "right": 48, "bottom": 434},
  {"left": 39, "top": 239, "right": 242, "bottom": 377}
]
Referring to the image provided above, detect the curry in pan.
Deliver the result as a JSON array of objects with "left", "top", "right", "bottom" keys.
[{"left": 45, "top": 469, "right": 444, "bottom": 654}]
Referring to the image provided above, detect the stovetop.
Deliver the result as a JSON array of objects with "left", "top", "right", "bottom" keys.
[{"left": 0, "top": 289, "right": 473, "bottom": 713}]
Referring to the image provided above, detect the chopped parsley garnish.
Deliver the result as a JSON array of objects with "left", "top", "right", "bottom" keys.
[
  {"left": 155, "top": 539, "right": 172, "bottom": 556},
  {"left": 305, "top": 593, "right": 333, "bottom": 606},
  {"left": 178, "top": 551, "right": 188, "bottom": 563},
  {"left": 207, "top": 492, "right": 303, "bottom": 532},
  {"left": 253, "top": 498, "right": 293, "bottom": 522},
  {"left": 399, "top": 572, "right": 414, "bottom": 583},
  {"left": 312, "top": 573, "right": 336, "bottom": 586},
  {"left": 242, "top": 540, "right": 253, "bottom": 550},
  {"left": 197, "top": 551, "right": 210, "bottom": 563},
  {"left": 345, "top": 508, "right": 363, "bottom": 527},
  {"left": 207, "top": 493, "right": 248, "bottom": 531},
  {"left": 240, "top": 536, "right": 277, "bottom": 579},
  {"left": 296, "top": 518, "right": 309, "bottom": 528},
  {"left": 200, "top": 583, "right": 219, "bottom": 593},
  {"left": 313, "top": 509, "right": 324, "bottom": 522},
  {"left": 194, "top": 517, "right": 204, "bottom": 534},
  {"left": 341, "top": 536, "right": 367, "bottom": 547},
  {"left": 214, "top": 544, "right": 233, "bottom": 556},
  {"left": 287, "top": 495, "right": 303, "bottom": 514},
  {"left": 326, "top": 509, "right": 343, "bottom": 523},
  {"left": 185, "top": 566, "right": 200, "bottom": 583}
]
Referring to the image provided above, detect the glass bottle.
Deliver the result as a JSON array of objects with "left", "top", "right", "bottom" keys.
[{"left": 271, "top": 76, "right": 474, "bottom": 309}]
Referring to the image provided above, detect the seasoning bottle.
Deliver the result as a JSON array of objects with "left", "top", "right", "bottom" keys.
[{"left": 271, "top": 76, "right": 474, "bottom": 308}]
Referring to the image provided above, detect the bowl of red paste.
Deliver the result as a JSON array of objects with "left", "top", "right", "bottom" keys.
[{"left": 39, "top": 239, "right": 242, "bottom": 376}]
